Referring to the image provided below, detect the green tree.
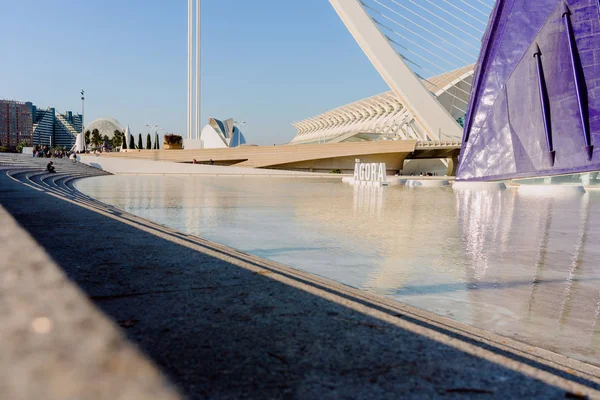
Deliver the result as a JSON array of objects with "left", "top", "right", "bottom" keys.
[
  {"left": 122, "top": 132, "right": 128, "bottom": 149},
  {"left": 84, "top": 130, "right": 91, "bottom": 146},
  {"left": 146, "top": 133, "right": 151, "bottom": 149},
  {"left": 155, "top": 133, "right": 159, "bottom": 149},
  {"left": 112, "top": 130, "right": 123, "bottom": 148},
  {"left": 129, "top": 134, "right": 135, "bottom": 149},
  {"left": 103, "top": 135, "right": 109, "bottom": 147},
  {"left": 16, "top": 140, "right": 30, "bottom": 153},
  {"left": 137, "top": 133, "right": 143, "bottom": 150},
  {"left": 90, "top": 129, "right": 102, "bottom": 149}
]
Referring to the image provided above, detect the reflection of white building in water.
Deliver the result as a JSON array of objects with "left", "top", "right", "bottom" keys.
[{"left": 200, "top": 118, "right": 246, "bottom": 149}]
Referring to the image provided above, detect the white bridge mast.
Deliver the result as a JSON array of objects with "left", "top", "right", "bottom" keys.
[{"left": 329, "top": 0, "right": 464, "bottom": 141}]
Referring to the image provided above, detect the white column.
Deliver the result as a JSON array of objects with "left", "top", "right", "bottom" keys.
[
  {"left": 81, "top": 92, "right": 84, "bottom": 135},
  {"left": 81, "top": 90, "right": 85, "bottom": 151},
  {"left": 187, "top": 0, "right": 193, "bottom": 139},
  {"left": 195, "top": 0, "right": 201, "bottom": 140}
]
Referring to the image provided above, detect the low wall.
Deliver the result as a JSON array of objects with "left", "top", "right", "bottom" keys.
[
  {"left": 402, "top": 159, "right": 449, "bottom": 176},
  {"left": 78, "top": 155, "right": 342, "bottom": 177}
]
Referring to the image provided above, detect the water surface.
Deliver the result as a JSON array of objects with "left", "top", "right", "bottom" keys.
[{"left": 76, "top": 175, "right": 600, "bottom": 365}]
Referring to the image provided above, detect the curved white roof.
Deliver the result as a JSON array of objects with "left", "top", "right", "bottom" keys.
[
  {"left": 201, "top": 117, "right": 247, "bottom": 148},
  {"left": 291, "top": 65, "right": 473, "bottom": 144},
  {"left": 85, "top": 117, "right": 124, "bottom": 138}
]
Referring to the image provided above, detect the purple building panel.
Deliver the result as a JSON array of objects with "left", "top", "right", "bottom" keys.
[{"left": 457, "top": 0, "right": 600, "bottom": 181}]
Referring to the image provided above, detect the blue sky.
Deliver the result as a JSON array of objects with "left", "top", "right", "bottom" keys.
[{"left": 1, "top": 0, "right": 392, "bottom": 145}]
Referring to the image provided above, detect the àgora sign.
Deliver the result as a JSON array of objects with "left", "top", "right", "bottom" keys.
[{"left": 353, "top": 159, "right": 386, "bottom": 183}]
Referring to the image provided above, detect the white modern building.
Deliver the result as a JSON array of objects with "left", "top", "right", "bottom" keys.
[
  {"left": 33, "top": 107, "right": 82, "bottom": 148},
  {"left": 291, "top": 0, "right": 493, "bottom": 144},
  {"left": 287, "top": 0, "right": 493, "bottom": 175},
  {"left": 85, "top": 117, "right": 124, "bottom": 139},
  {"left": 291, "top": 65, "right": 473, "bottom": 145},
  {"left": 200, "top": 118, "right": 246, "bottom": 149}
]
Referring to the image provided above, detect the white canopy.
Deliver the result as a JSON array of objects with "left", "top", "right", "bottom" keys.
[{"left": 72, "top": 133, "right": 86, "bottom": 152}]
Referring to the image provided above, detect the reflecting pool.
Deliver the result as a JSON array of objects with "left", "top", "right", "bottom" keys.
[{"left": 76, "top": 176, "right": 600, "bottom": 365}]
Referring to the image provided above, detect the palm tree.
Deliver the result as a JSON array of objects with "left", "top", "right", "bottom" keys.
[
  {"left": 112, "top": 130, "right": 123, "bottom": 148},
  {"left": 112, "top": 130, "right": 122, "bottom": 146},
  {"left": 84, "top": 130, "right": 91, "bottom": 146},
  {"left": 90, "top": 129, "right": 102, "bottom": 149},
  {"left": 146, "top": 133, "right": 152, "bottom": 149}
]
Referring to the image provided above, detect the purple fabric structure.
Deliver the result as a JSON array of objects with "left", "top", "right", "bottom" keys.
[{"left": 457, "top": 0, "right": 600, "bottom": 181}]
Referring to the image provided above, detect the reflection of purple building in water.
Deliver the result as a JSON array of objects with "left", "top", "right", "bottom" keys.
[{"left": 458, "top": 0, "right": 600, "bottom": 181}]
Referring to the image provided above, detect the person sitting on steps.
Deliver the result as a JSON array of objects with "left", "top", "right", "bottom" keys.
[{"left": 46, "top": 161, "right": 56, "bottom": 173}]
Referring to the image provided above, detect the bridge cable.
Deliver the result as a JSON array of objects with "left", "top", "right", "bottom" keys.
[
  {"left": 372, "top": 0, "right": 480, "bottom": 59},
  {"left": 368, "top": 5, "right": 476, "bottom": 65}
]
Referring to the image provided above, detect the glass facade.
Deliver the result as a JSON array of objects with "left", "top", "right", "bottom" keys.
[{"left": 0, "top": 100, "right": 82, "bottom": 148}]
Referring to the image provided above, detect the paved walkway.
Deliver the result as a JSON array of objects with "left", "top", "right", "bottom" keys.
[
  {"left": 0, "top": 156, "right": 180, "bottom": 400},
  {"left": 2, "top": 154, "right": 600, "bottom": 399}
]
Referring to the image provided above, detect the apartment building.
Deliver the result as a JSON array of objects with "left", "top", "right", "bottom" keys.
[
  {"left": 0, "top": 100, "right": 81, "bottom": 148},
  {"left": 0, "top": 100, "right": 33, "bottom": 147}
]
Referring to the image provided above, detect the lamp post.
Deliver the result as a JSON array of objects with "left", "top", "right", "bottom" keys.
[
  {"left": 233, "top": 120, "right": 246, "bottom": 148},
  {"left": 81, "top": 90, "right": 85, "bottom": 150},
  {"left": 146, "top": 124, "right": 162, "bottom": 149}
]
